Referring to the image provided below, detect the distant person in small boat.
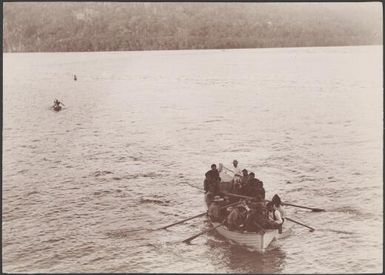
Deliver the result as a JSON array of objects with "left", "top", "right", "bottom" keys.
[
  {"left": 53, "top": 99, "right": 64, "bottom": 107},
  {"left": 208, "top": 196, "right": 224, "bottom": 222},
  {"left": 265, "top": 202, "right": 284, "bottom": 230},
  {"left": 74, "top": 74, "right": 77, "bottom": 81}
]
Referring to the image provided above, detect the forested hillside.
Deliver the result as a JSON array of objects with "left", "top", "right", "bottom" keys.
[{"left": 3, "top": 2, "right": 382, "bottom": 52}]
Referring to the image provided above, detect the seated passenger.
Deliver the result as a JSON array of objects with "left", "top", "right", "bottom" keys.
[
  {"left": 238, "top": 180, "right": 249, "bottom": 196},
  {"left": 226, "top": 205, "right": 247, "bottom": 231},
  {"left": 208, "top": 196, "right": 224, "bottom": 222},
  {"left": 241, "top": 169, "right": 249, "bottom": 185},
  {"left": 255, "top": 179, "right": 265, "bottom": 201},
  {"left": 244, "top": 204, "right": 266, "bottom": 232},
  {"left": 245, "top": 171, "right": 256, "bottom": 190},
  {"left": 231, "top": 179, "right": 242, "bottom": 194},
  {"left": 244, "top": 172, "right": 260, "bottom": 199}
]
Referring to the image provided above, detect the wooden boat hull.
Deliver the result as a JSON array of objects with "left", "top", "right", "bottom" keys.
[{"left": 211, "top": 222, "right": 279, "bottom": 252}]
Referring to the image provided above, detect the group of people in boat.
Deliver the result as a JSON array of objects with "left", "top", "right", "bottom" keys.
[{"left": 204, "top": 160, "right": 285, "bottom": 233}]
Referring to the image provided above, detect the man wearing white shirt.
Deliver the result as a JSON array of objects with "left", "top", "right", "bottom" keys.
[
  {"left": 232, "top": 159, "right": 242, "bottom": 183},
  {"left": 266, "top": 202, "right": 284, "bottom": 230}
]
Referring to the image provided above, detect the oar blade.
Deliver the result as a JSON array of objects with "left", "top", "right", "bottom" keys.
[
  {"left": 182, "top": 223, "right": 223, "bottom": 244},
  {"left": 182, "top": 237, "right": 193, "bottom": 244},
  {"left": 156, "top": 212, "right": 207, "bottom": 230},
  {"left": 286, "top": 217, "right": 315, "bottom": 232}
]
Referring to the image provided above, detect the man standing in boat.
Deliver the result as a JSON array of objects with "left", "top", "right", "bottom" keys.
[
  {"left": 231, "top": 169, "right": 248, "bottom": 195},
  {"left": 204, "top": 164, "right": 221, "bottom": 204},
  {"left": 232, "top": 160, "right": 242, "bottom": 183}
]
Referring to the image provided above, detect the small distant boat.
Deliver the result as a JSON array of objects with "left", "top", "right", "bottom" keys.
[{"left": 52, "top": 105, "right": 62, "bottom": 112}]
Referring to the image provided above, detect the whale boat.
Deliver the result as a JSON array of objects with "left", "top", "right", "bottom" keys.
[{"left": 205, "top": 166, "right": 291, "bottom": 252}]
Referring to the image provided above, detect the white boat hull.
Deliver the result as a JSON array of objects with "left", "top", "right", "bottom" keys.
[{"left": 211, "top": 222, "right": 280, "bottom": 252}]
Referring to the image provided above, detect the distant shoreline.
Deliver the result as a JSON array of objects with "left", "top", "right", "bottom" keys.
[{"left": 4, "top": 3, "right": 381, "bottom": 53}]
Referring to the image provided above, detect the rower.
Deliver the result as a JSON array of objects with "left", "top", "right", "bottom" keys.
[
  {"left": 272, "top": 194, "right": 285, "bottom": 219},
  {"left": 266, "top": 202, "right": 284, "bottom": 232},
  {"left": 208, "top": 196, "right": 224, "bottom": 222},
  {"left": 226, "top": 205, "right": 247, "bottom": 231},
  {"left": 244, "top": 202, "right": 266, "bottom": 232}
]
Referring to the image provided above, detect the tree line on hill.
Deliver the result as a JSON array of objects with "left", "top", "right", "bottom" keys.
[{"left": 3, "top": 2, "right": 382, "bottom": 52}]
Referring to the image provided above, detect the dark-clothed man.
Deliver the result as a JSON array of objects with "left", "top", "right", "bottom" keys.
[
  {"left": 205, "top": 164, "right": 220, "bottom": 183},
  {"left": 204, "top": 164, "right": 221, "bottom": 204}
]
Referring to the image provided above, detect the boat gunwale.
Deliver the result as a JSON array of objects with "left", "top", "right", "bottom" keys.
[{"left": 211, "top": 221, "right": 278, "bottom": 236}]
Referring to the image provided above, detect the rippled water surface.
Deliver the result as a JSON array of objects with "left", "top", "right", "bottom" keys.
[{"left": 3, "top": 46, "right": 383, "bottom": 273}]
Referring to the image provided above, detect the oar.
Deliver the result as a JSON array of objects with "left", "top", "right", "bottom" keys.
[
  {"left": 285, "top": 217, "right": 315, "bottom": 232},
  {"left": 223, "top": 192, "right": 325, "bottom": 212},
  {"left": 183, "top": 222, "right": 225, "bottom": 243},
  {"left": 157, "top": 212, "right": 207, "bottom": 230},
  {"left": 222, "top": 191, "right": 256, "bottom": 201},
  {"left": 156, "top": 200, "right": 241, "bottom": 230},
  {"left": 282, "top": 202, "right": 325, "bottom": 212}
]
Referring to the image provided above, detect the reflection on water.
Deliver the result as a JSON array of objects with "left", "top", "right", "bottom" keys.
[{"left": 206, "top": 237, "right": 286, "bottom": 273}]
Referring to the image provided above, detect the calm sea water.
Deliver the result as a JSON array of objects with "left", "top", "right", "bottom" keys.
[{"left": 3, "top": 46, "right": 383, "bottom": 273}]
